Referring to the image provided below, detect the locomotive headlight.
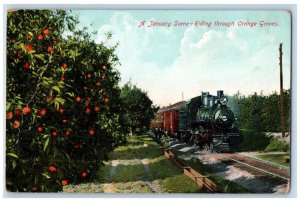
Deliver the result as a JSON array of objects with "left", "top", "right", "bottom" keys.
[
  {"left": 221, "top": 116, "right": 228, "bottom": 122},
  {"left": 220, "top": 97, "right": 228, "bottom": 105}
]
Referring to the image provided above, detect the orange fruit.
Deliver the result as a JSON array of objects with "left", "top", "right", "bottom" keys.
[
  {"left": 75, "top": 97, "right": 81, "bottom": 102},
  {"left": 81, "top": 172, "right": 87, "bottom": 177},
  {"left": 42, "top": 28, "right": 49, "bottom": 35},
  {"left": 15, "top": 109, "right": 21, "bottom": 116},
  {"left": 38, "top": 108, "right": 46, "bottom": 116},
  {"left": 47, "top": 96, "right": 53, "bottom": 103},
  {"left": 102, "top": 65, "right": 107, "bottom": 70},
  {"left": 88, "top": 129, "right": 95, "bottom": 136},
  {"left": 58, "top": 108, "right": 64, "bottom": 114},
  {"left": 51, "top": 130, "right": 57, "bottom": 137},
  {"left": 6, "top": 112, "right": 13, "bottom": 119},
  {"left": 48, "top": 165, "right": 57, "bottom": 173},
  {"left": 47, "top": 46, "right": 53, "bottom": 52},
  {"left": 94, "top": 106, "right": 100, "bottom": 112},
  {"left": 74, "top": 144, "right": 81, "bottom": 149},
  {"left": 64, "top": 130, "right": 70, "bottom": 136},
  {"left": 61, "top": 179, "right": 68, "bottom": 186},
  {"left": 86, "top": 108, "right": 91, "bottom": 114},
  {"left": 96, "top": 82, "right": 101, "bottom": 87},
  {"left": 37, "top": 34, "right": 43, "bottom": 40},
  {"left": 13, "top": 120, "right": 20, "bottom": 128},
  {"left": 62, "top": 63, "right": 67, "bottom": 69},
  {"left": 22, "top": 106, "right": 31, "bottom": 115},
  {"left": 24, "top": 44, "right": 33, "bottom": 52},
  {"left": 104, "top": 97, "right": 109, "bottom": 103},
  {"left": 37, "top": 126, "right": 43, "bottom": 133},
  {"left": 22, "top": 62, "right": 30, "bottom": 70}
]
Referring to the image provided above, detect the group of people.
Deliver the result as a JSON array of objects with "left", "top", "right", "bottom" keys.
[{"left": 152, "top": 127, "right": 165, "bottom": 139}]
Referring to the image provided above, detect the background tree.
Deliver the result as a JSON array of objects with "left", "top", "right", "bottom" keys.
[
  {"left": 238, "top": 92, "right": 265, "bottom": 132},
  {"left": 227, "top": 91, "right": 242, "bottom": 128},
  {"left": 6, "top": 10, "right": 127, "bottom": 192},
  {"left": 121, "top": 82, "right": 158, "bottom": 137},
  {"left": 229, "top": 90, "right": 291, "bottom": 132},
  {"left": 261, "top": 92, "right": 280, "bottom": 131}
]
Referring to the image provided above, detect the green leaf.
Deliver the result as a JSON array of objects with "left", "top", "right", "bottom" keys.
[
  {"left": 54, "top": 100, "right": 59, "bottom": 110},
  {"left": 34, "top": 54, "right": 46, "bottom": 62},
  {"left": 43, "top": 136, "right": 50, "bottom": 151},
  {"left": 7, "top": 153, "right": 18, "bottom": 159},
  {"left": 6, "top": 102, "right": 12, "bottom": 111},
  {"left": 66, "top": 92, "right": 74, "bottom": 97},
  {"left": 12, "top": 160, "right": 17, "bottom": 169},
  {"left": 42, "top": 173, "right": 51, "bottom": 180},
  {"left": 55, "top": 97, "right": 65, "bottom": 105},
  {"left": 52, "top": 86, "right": 60, "bottom": 93}
]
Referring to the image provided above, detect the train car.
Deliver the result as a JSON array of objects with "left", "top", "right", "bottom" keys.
[
  {"left": 160, "top": 101, "right": 185, "bottom": 137},
  {"left": 153, "top": 90, "right": 241, "bottom": 152},
  {"left": 162, "top": 109, "right": 180, "bottom": 137}
]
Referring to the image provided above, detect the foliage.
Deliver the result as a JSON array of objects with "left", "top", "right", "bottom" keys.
[
  {"left": 239, "top": 92, "right": 265, "bottom": 131},
  {"left": 228, "top": 90, "right": 290, "bottom": 132},
  {"left": 240, "top": 131, "right": 271, "bottom": 151},
  {"left": 264, "top": 137, "right": 290, "bottom": 152},
  {"left": 121, "top": 82, "right": 159, "bottom": 135},
  {"left": 6, "top": 10, "right": 128, "bottom": 192}
]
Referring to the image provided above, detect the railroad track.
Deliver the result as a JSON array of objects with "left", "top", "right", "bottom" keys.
[
  {"left": 206, "top": 152, "right": 290, "bottom": 181},
  {"left": 158, "top": 135, "right": 290, "bottom": 182}
]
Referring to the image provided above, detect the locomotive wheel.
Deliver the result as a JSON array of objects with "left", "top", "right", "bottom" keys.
[
  {"left": 193, "top": 138, "right": 198, "bottom": 147},
  {"left": 203, "top": 143, "right": 210, "bottom": 151}
]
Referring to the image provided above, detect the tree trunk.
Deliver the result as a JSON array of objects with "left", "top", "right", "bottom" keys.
[{"left": 130, "top": 126, "right": 134, "bottom": 138}]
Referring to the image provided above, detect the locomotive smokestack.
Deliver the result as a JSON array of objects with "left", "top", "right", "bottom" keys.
[{"left": 217, "top": 90, "right": 224, "bottom": 98}]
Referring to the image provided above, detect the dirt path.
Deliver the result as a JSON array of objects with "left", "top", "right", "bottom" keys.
[
  {"left": 141, "top": 158, "right": 163, "bottom": 193},
  {"left": 102, "top": 158, "right": 163, "bottom": 193},
  {"left": 64, "top": 158, "right": 161, "bottom": 194},
  {"left": 64, "top": 134, "right": 200, "bottom": 193},
  {"left": 103, "top": 183, "right": 118, "bottom": 193}
]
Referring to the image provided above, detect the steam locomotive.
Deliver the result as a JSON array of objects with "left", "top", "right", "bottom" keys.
[{"left": 151, "top": 90, "right": 241, "bottom": 152}]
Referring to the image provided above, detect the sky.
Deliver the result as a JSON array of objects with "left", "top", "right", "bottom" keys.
[{"left": 74, "top": 10, "right": 291, "bottom": 107}]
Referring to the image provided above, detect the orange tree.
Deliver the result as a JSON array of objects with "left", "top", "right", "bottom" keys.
[{"left": 6, "top": 10, "right": 128, "bottom": 192}]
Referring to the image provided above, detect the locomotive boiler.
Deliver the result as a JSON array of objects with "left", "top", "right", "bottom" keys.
[{"left": 155, "top": 90, "right": 241, "bottom": 152}]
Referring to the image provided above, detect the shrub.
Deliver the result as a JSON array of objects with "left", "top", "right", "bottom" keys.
[
  {"left": 240, "top": 131, "right": 271, "bottom": 151},
  {"left": 264, "top": 137, "right": 290, "bottom": 152}
]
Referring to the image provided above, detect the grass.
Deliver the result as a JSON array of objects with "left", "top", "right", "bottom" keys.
[
  {"left": 97, "top": 134, "right": 201, "bottom": 193},
  {"left": 253, "top": 154, "right": 290, "bottom": 167},
  {"left": 163, "top": 175, "right": 201, "bottom": 193}
]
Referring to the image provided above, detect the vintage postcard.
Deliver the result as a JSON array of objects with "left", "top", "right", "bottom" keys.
[{"left": 6, "top": 9, "right": 291, "bottom": 194}]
